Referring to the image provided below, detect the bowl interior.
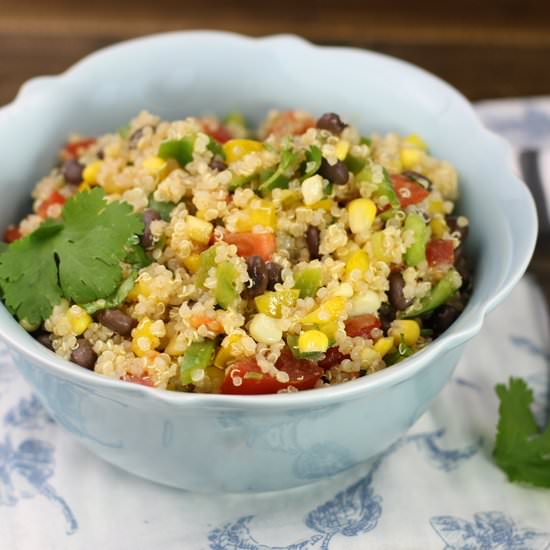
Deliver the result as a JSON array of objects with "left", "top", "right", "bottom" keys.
[{"left": 0, "top": 32, "right": 534, "bottom": 396}]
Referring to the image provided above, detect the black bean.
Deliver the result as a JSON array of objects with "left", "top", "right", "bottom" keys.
[
  {"left": 265, "top": 262, "right": 283, "bottom": 290},
  {"left": 446, "top": 215, "right": 469, "bottom": 241},
  {"left": 61, "top": 159, "right": 84, "bottom": 184},
  {"left": 429, "top": 305, "right": 460, "bottom": 336},
  {"left": 242, "top": 256, "right": 269, "bottom": 299},
  {"left": 70, "top": 338, "right": 97, "bottom": 370},
  {"left": 140, "top": 209, "right": 161, "bottom": 249},
  {"left": 388, "top": 271, "right": 411, "bottom": 311},
  {"left": 319, "top": 158, "right": 349, "bottom": 185},
  {"left": 306, "top": 225, "right": 321, "bottom": 260},
  {"left": 209, "top": 159, "right": 228, "bottom": 171},
  {"left": 33, "top": 330, "right": 53, "bottom": 351},
  {"left": 316, "top": 112, "right": 348, "bottom": 135},
  {"left": 401, "top": 170, "right": 432, "bottom": 190},
  {"left": 378, "top": 303, "right": 396, "bottom": 334},
  {"left": 97, "top": 149, "right": 105, "bottom": 160},
  {"left": 128, "top": 127, "right": 145, "bottom": 148},
  {"left": 97, "top": 309, "right": 137, "bottom": 337}
]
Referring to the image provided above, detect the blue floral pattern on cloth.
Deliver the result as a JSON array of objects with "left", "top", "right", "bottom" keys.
[
  {"left": 430, "top": 511, "right": 550, "bottom": 550},
  {"left": 0, "top": 388, "right": 78, "bottom": 535},
  {"left": 208, "top": 429, "right": 482, "bottom": 550}
]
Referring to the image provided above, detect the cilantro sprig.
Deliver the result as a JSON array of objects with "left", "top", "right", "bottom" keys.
[
  {"left": 493, "top": 377, "right": 550, "bottom": 488},
  {"left": 0, "top": 188, "right": 143, "bottom": 326}
]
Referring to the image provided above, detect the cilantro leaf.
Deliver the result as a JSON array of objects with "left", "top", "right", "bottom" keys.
[
  {"left": 493, "top": 377, "right": 550, "bottom": 488},
  {"left": 0, "top": 188, "right": 143, "bottom": 326}
]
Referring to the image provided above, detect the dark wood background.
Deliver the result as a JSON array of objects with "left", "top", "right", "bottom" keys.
[{"left": 1, "top": 0, "right": 549, "bottom": 300}]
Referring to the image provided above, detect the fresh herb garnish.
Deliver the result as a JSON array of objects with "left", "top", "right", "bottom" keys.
[
  {"left": 493, "top": 377, "right": 550, "bottom": 488},
  {"left": 0, "top": 188, "right": 143, "bottom": 326}
]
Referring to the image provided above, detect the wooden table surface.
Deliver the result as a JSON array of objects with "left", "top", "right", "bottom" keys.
[{"left": 1, "top": 0, "right": 549, "bottom": 302}]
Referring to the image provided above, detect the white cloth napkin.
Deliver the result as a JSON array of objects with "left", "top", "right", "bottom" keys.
[{"left": 1, "top": 100, "right": 549, "bottom": 550}]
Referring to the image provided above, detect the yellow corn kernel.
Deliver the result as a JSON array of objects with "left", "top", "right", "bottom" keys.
[
  {"left": 318, "top": 320, "right": 338, "bottom": 341},
  {"left": 279, "top": 190, "right": 302, "bottom": 208},
  {"left": 335, "top": 140, "right": 351, "bottom": 161},
  {"left": 165, "top": 335, "right": 186, "bottom": 356},
  {"left": 142, "top": 156, "right": 168, "bottom": 177},
  {"left": 78, "top": 182, "right": 91, "bottom": 192},
  {"left": 185, "top": 215, "right": 213, "bottom": 244},
  {"left": 310, "top": 198, "right": 334, "bottom": 212},
  {"left": 348, "top": 198, "right": 377, "bottom": 235},
  {"left": 390, "top": 320, "right": 421, "bottom": 347},
  {"left": 374, "top": 336, "right": 395, "bottom": 357},
  {"left": 428, "top": 199, "right": 445, "bottom": 214},
  {"left": 82, "top": 161, "right": 102, "bottom": 184},
  {"left": 404, "top": 133, "right": 427, "bottom": 151},
  {"left": 330, "top": 282, "right": 354, "bottom": 298},
  {"left": 302, "top": 297, "right": 346, "bottom": 324},
  {"left": 345, "top": 249, "right": 369, "bottom": 279},
  {"left": 223, "top": 139, "right": 263, "bottom": 163},
  {"left": 182, "top": 253, "right": 201, "bottom": 274},
  {"left": 127, "top": 278, "right": 152, "bottom": 301},
  {"left": 235, "top": 200, "right": 277, "bottom": 231},
  {"left": 255, "top": 290, "right": 300, "bottom": 318},
  {"left": 131, "top": 318, "right": 161, "bottom": 357},
  {"left": 298, "top": 330, "right": 329, "bottom": 354},
  {"left": 249, "top": 313, "right": 283, "bottom": 344},
  {"left": 431, "top": 217, "right": 448, "bottom": 239},
  {"left": 67, "top": 306, "right": 92, "bottom": 336},
  {"left": 370, "top": 231, "right": 394, "bottom": 263},
  {"left": 214, "top": 334, "right": 241, "bottom": 368},
  {"left": 400, "top": 148, "right": 424, "bottom": 170}
]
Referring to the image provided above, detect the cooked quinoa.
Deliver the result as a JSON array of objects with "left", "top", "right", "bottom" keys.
[{"left": 0, "top": 110, "right": 472, "bottom": 394}]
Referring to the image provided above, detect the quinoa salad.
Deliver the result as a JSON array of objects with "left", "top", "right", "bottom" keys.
[{"left": 0, "top": 110, "right": 472, "bottom": 394}]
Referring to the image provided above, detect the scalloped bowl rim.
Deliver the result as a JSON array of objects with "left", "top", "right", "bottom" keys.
[{"left": 0, "top": 31, "right": 538, "bottom": 409}]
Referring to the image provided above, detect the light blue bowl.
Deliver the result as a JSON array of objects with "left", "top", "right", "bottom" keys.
[{"left": 0, "top": 31, "right": 537, "bottom": 492}]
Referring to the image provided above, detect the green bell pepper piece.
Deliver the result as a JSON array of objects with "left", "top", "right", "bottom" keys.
[
  {"left": 384, "top": 336, "right": 413, "bottom": 366},
  {"left": 196, "top": 246, "right": 217, "bottom": 288},
  {"left": 359, "top": 136, "right": 372, "bottom": 146},
  {"left": 404, "top": 269, "right": 461, "bottom": 318},
  {"left": 179, "top": 340, "right": 216, "bottom": 385},
  {"left": 404, "top": 212, "right": 430, "bottom": 267},
  {"left": 228, "top": 173, "right": 255, "bottom": 191},
  {"left": 344, "top": 153, "right": 366, "bottom": 174},
  {"left": 215, "top": 261, "right": 240, "bottom": 309},
  {"left": 294, "top": 267, "right": 322, "bottom": 298},
  {"left": 158, "top": 137, "right": 194, "bottom": 167}
]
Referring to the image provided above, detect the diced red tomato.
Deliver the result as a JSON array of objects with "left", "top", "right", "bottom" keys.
[
  {"left": 317, "top": 346, "right": 349, "bottom": 370},
  {"left": 275, "top": 348, "right": 323, "bottom": 390},
  {"left": 124, "top": 374, "right": 154, "bottom": 387},
  {"left": 37, "top": 191, "right": 66, "bottom": 218},
  {"left": 3, "top": 226, "right": 22, "bottom": 243},
  {"left": 202, "top": 121, "right": 232, "bottom": 144},
  {"left": 391, "top": 174, "right": 429, "bottom": 208},
  {"left": 263, "top": 111, "right": 315, "bottom": 138},
  {"left": 426, "top": 239, "right": 455, "bottom": 268},
  {"left": 221, "top": 349, "right": 323, "bottom": 395},
  {"left": 345, "top": 314, "right": 381, "bottom": 339},
  {"left": 223, "top": 231, "right": 276, "bottom": 262},
  {"left": 63, "top": 138, "right": 96, "bottom": 159}
]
